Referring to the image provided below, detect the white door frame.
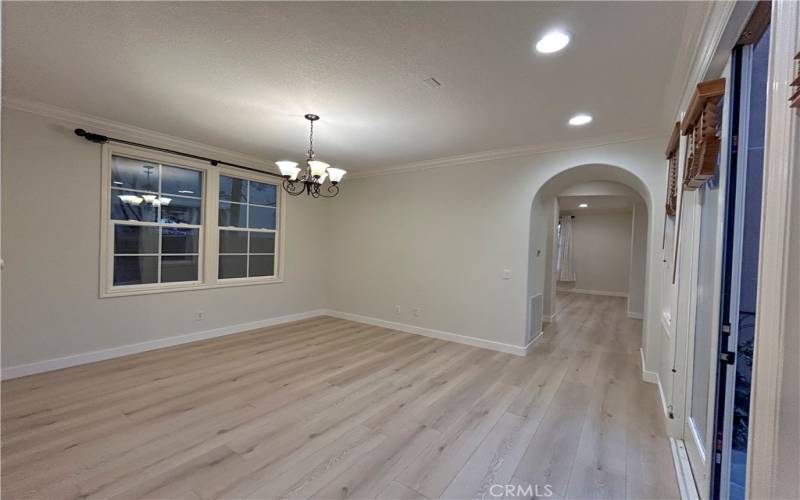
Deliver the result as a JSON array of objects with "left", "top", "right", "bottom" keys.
[{"left": 747, "top": 1, "right": 800, "bottom": 498}]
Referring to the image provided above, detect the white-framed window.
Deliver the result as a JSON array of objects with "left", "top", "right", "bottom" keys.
[
  {"left": 100, "top": 144, "right": 283, "bottom": 297},
  {"left": 217, "top": 173, "right": 278, "bottom": 281}
]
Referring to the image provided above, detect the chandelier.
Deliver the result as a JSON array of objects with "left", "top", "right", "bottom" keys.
[{"left": 275, "top": 114, "right": 346, "bottom": 198}]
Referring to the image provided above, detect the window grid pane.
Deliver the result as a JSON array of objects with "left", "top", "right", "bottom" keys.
[
  {"left": 109, "top": 163, "right": 279, "bottom": 290},
  {"left": 111, "top": 157, "right": 205, "bottom": 287},
  {"left": 218, "top": 175, "right": 278, "bottom": 280}
]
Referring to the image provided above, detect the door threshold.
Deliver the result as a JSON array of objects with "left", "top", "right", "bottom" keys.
[{"left": 671, "top": 438, "right": 701, "bottom": 500}]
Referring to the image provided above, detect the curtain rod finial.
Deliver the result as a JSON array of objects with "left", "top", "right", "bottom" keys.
[{"left": 74, "top": 128, "right": 109, "bottom": 144}]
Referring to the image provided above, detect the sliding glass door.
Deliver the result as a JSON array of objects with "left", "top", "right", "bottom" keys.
[
  {"left": 683, "top": 116, "right": 729, "bottom": 498},
  {"left": 682, "top": 20, "right": 769, "bottom": 499},
  {"left": 716, "top": 26, "right": 769, "bottom": 500}
]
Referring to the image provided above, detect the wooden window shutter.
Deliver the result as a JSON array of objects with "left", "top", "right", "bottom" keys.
[
  {"left": 665, "top": 122, "right": 680, "bottom": 216},
  {"left": 680, "top": 78, "right": 726, "bottom": 190}
]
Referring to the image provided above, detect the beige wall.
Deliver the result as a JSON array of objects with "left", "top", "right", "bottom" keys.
[
  {"left": 557, "top": 211, "right": 632, "bottom": 295},
  {"left": 1, "top": 109, "right": 328, "bottom": 368},
  {"left": 325, "top": 139, "right": 667, "bottom": 357},
  {"left": 1, "top": 106, "right": 668, "bottom": 377},
  {"left": 628, "top": 202, "right": 648, "bottom": 316}
]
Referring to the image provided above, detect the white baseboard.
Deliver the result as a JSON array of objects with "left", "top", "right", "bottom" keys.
[
  {"left": 641, "top": 348, "right": 670, "bottom": 419},
  {"left": 1, "top": 309, "right": 326, "bottom": 380},
  {"left": 323, "top": 309, "right": 535, "bottom": 356},
  {"left": 670, "top": 438, "right": 700, "bottom": 500},
  {"left": 627, "top": 311, "right": 644, "bottom": 319},
  {"left": 525, "top": 331, "right": 544, "bottom": 354},
  {"left": 557, "top": 288, "right": 628, "bottom": 298},
  {"left": 656, "top": 372, "right": 670, "bottom": 419},
  {"left": 640, "top": 347, "right": 659, "bottom": 384},
  {"left": 3, "top": 307, "right": 541, "bottom": 379}
]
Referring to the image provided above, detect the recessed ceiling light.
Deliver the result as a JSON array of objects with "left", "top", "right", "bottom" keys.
[
  {"left": 536, "top": 31, "right": 570, "bottom": 54},
  {"left": 568, "top": 114, "right": 593, "bottom": 126},
  {"left": 579, "top": 203, "right": 589, "bottom": 208}
]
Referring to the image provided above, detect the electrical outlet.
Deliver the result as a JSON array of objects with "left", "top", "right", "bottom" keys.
[
  {"left": 195, "top": 310, "right": 204, "bottom": 321},
  {"left": 503, "top": 269, "right": 512, "bottom": 280},
  {"left": 394, "top": 305, "right": 401, "bottom": 315},
  {"left": 413, "top": 307, "right": 421, "bottom": 317}
]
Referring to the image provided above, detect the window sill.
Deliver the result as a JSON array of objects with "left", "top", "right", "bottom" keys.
[{"left": 100, "top": 277, "right": 284, "bottom": 298}]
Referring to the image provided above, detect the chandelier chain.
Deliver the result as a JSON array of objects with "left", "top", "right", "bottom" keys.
[{"left": 307, "top": 119, "right": 314, "bottom": 159}]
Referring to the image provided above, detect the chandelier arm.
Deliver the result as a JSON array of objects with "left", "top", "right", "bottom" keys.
[
  {"left": 316, "top": 184, "right": 340, "bottom": 198},
  {"left": 282, "top": 179, "right": 306, "bottom": 196}
]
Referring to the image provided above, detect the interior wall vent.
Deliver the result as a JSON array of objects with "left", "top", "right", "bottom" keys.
[
  {"left": 423, "top": 77, "right": 442, "bottom": 89},
  {"left": 528, "top": 293, "right": 543, "bottom": 344}
]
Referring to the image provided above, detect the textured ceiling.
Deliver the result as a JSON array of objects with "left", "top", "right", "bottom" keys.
[{"left": 3, "top": 1, "right": 690, "bottom": 171}]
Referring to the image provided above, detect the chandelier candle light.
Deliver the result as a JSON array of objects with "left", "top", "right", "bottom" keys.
[{"left": 276, "top": 114, "right": 346, "bottom": 198}]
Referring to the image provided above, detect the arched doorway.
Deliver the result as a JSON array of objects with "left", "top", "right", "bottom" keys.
[{"left": 526, "top": 163, "right": 658, "bottom": 371}]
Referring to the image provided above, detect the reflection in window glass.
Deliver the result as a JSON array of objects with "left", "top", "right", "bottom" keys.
[
  {"left": 218, "top": 174, "right": 278, "bottom": 279},
  {"left": 219, "top": 176, "right": 248, "bottom": 203},
  {"left": 114, "top": 225, "right": 159, "bottom": 254},
  {"left": 219, "top": 255, "right": 247, "bottom": 279},
  {"left": 161, "top": 165, "right": 202, "bottom": 197},
  {"left": 161, "top": 197, "right": 202, "bottom": 225},
  {"left": 219, "top": 230, "right": 248, "bottom": 253},
  {"left": 249, "top": 232, "right": 275, "bottom": 254},
  {"left": 161, "top": 255, "right": 199, "bottom": 283},
  {"left": 249, "top": 255, "right": 275, "bottom": 277},
  {"left": 248, "top": 206, "right": 276, "bottom": 229},
  {"left": 110, "top": 155, "right": 203, "bottom": 287},
  {"left": 161, "top": 227, "right": 199, "bottom": 254},
  {"left": 219, "top": 202, "right": 247, "bottom": 228},
  {"left": 114, "top": 256, "right": 158, "bottom": 286},
  {"left": 106, "top": 155, "right": 280, "bottom": 291},
  {"left": 111, "top": 191, "right": 158, "bottom": 222},
  {"left": 249, "top": 181, "right": 277, "bottom": 206},
  {"left": 111, "top": 156, "right": 158, "bottom": 192}
]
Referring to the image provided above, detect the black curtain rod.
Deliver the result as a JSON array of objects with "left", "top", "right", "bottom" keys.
[{"left": 74, "top": 128, "right": 284, "bottom": 179}]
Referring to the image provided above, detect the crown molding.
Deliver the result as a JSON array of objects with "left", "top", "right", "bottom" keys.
[
  {"left": 347, "top": 130, "right": 666, "bottom": 180},
  {"left": 665, "top": 1, "right": 751, "bottom": 123},
  {"left": 661, "top": 1, "right": 717, "bottom": 123},
  {"left": 4, "top": 95, "right": 665, "bottom": 181},
  {"left": 2, "top": 95, "right": 278, "bottom": 171}
]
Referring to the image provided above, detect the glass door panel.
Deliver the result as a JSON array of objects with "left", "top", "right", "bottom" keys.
[
  {"left": 683, "top": 69, "right": 732, "bottom": 500},
  {"left": 719, "top": 26, "right": 769, "bottom": 500}
]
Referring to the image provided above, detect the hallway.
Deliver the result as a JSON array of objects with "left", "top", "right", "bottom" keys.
[
  {"left": 529, "top": 293, "right": 678, "bottom": 499},
  {"left": 1, "top": 294, "right": 678, "bottom": 500}
]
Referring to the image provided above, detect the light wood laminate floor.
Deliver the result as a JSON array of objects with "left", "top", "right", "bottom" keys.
[{"left": 2, "top": 294, "right": 678, "bottom": 499}]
